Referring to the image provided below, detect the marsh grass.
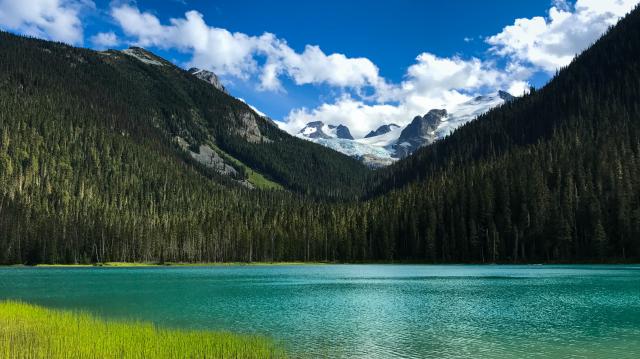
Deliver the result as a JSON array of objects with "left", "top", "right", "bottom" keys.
[{"left": 0, "top": 301, "right": 286, "bottom": 358}]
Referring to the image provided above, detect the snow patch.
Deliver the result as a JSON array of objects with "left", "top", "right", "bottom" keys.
[
  {"left": 302, "top": 126, "right": 317, "bottom": 136},
  {"left": 356, "top": 125, "right": 403, "bottom": 147}
]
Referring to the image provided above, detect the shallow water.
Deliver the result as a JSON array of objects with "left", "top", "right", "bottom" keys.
[{"left": 0, "top": 264, "right": 639, "bottom": 358}]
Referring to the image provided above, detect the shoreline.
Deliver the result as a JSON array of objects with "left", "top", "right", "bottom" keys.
[
  {"left": 29, "top": 261, "right": 330, "bottom": 268},
  {"left": 0, "top": 260, "right": 638, "bottom": 268}
]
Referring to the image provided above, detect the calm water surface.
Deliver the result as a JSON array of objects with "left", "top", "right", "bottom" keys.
[{"left": 0, "top": 265, "right": 639, "bottom": 358}]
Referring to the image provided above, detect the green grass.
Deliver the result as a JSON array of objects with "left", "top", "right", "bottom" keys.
[
  {"left": 0, "top": 301, "right": 287, "bottom": 359},
  {"left": 208, "top": 143, "right": 283, "bottom": 190},
  {"left": 244, "top": 168, "right": 284, "bottom": 190}
]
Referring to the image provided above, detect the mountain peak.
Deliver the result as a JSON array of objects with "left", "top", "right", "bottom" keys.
[
  {"left": 299, "top": 121, "right": 330, "bottom": 139},
  {"left": 365, "top": 124, "right": 400, "bottom": 138},
  {"left": 392, "top": 109, "right": 447, "bottom": 158},
  {"left": 299, "top": 122, "right": 353, "bottom": 140},
  {"left": 188, "top": 67, "right": 227, "bottom": 94},
  {"left": 332, "top": 124, "right": 354, "bottom": 140},
  {"left": 424, "top": 109, "right": 448, "bottom": 124}
]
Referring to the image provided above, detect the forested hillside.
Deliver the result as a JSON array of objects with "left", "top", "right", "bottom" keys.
[
  {"left": 1, "top": 5, "right": 639, "bottom": 264},
  {"left": 0, "top": 33, "right": 369, "bottom": 199},
  {"left": 0, "top": 31, "right": 367, "bottom": 263},
  {"left": 363, "top": 5, "right": 640, "bottom": 261}
]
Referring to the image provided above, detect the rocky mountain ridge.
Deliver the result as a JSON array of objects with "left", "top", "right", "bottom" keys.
[
  {"left": 297, "top": 91, "right": 512, "bottom": 166},
  {"left": 188, "top": 67, "right": 228, "bottom": 94}
]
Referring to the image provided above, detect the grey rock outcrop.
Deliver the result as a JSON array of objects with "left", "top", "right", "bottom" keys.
[
  {"left": 364, "top": 124, "right": 400, "bottom": 138},
  {"left": 188, "top": 67, "right": 227, "bottom": 94},
  {"left": 393, "top": 109, "right": 447, "bottom": 158},
  {"left": 333, "top": 124, "right": 353, "bottom": 140},
  {"left": 298, "top": 121, "right": 353, "bottom": 140}
]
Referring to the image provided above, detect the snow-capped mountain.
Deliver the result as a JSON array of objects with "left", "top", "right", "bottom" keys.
[
  {"left": 297, "top": 121, "right": 394, "bottom": 166},
  {"left": 393, "top": 109, "right": 448, "bottom": 158},
  {"left": 431, "top": 90, "right": 513, "bottom": 140},
  {"left": 297, "top": 91, "right": 513, "bottom": 167},
  {"left": 299, "top": 121, "right": 354, "bottom": 140},
  {"left": 365, "top": 124, "right": 400, "bottom": 138}
]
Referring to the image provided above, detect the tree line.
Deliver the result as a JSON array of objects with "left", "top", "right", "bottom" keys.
[{"left": 1, "top": 5, "right": 640, "bottom": 264}]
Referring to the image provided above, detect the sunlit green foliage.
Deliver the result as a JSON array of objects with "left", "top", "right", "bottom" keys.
[{"left": 0, "top": 301, "right": 286, "bottom": 359}]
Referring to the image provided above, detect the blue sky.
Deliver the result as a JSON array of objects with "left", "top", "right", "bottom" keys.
[{"left": 1, "top": 0, "right": 637, "bottom": 136}]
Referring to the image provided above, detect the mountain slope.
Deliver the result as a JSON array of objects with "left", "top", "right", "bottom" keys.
[
  {"left": 365, "top": 124, "right": 400, "bottom": 138},
  {"left": 361, "top": 5, "right": 640, "bottom": 261},
  {"left": 0, "top": 33, "right": 368, "bottom": 199},
  {"left": 0, "top": 31, "right": 367, "bottom": 264}
]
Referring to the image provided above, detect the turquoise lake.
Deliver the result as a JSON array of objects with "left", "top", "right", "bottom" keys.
[{"left": 0, "top": 265, "right": 639, "bottom": 358}]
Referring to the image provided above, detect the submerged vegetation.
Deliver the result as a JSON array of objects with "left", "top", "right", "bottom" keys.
[{"left": 0, "top": 301, "right": 286, "bottom": 359}]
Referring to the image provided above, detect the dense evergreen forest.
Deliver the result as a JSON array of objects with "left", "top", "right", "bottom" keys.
[{"left": 1, "top": 6, "right": 639, "bottom": 264}]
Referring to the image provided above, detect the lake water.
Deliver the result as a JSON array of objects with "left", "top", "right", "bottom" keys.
[{"left": 0, "top": 265, "right": 639, "bottom": 358}]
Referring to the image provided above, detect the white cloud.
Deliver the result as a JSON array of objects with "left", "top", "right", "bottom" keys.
[
  {"left": 260, "top": 42, "right": 382, "bottom": 90},
  {"left": 282, "top": 96, "right": 407, "bottom": 138},
  {"left": 287, "top": 0, "right": 639, "bottom": 137},
  {"left": 487, "top": 0, "right": 639, "bottom": 72},
  {"left": 110, "top": 3, "right": 528, "bottom": 138},
  {"left": 109, "top": 1, "right": 637, "bottom": 138},
  {"left": 90, "top": 31, "right": 118, "bottom": 48},
  {"left": 284, "top": 53, "right": 528, "bottom": 138},
  {"left": 0, "top": 0, "right": 92, "bottom": 45},
  {"left": 111, "top": 4, "right": 384, "bottom": 90}
]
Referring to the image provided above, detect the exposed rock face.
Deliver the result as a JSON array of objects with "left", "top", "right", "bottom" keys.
[
  {"left": 233, "top": 111, "right": 269, "bottom": 144},
  {"left": 190, "top": 144, "right": 238, "bottom": 177},
  {"left": 334, "top": 125, "right": 354, "bottom": 140},
  {"left": 300, "top": 121, "right": 330, "bottom": 139},
  {"left": 393, "top": 109, "right": 447, "bottom": 158},
  {"left": 174, "top": 137, "right": 254, "bottom": 189},
  {"left": 188, "top": 67, "right": 227, "bottom": 94},
  {"left": 121, "top": 47, "right": 165, "bottom": 66},
  {"left": 365, "top": 124, "right": 400, "bottom": 138},
  {"left": 298, "top": 121, "right": 353, "bottom": 140}
]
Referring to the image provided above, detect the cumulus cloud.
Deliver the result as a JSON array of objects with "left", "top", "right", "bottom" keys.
[
  {"left": 487, "top": 0, "right": 639, "bottom": 72},
  {"left": 284, "top": 53, "right": 528, "bottom": 137},
  {"left": 108, "top": 1, "right": 637, "bottom": 138},
  {"left": 109, "top": 3, "right": 530, "bottom": 137},
  {"left": 282, "top": 96, "right": 407, "bottom": 138},
  {"left": 112, "top": 6, "right": 260, "bottom": 78},
  {"left": 90, "top": 31, "right": 119, "bottom": 48},
  {"left": 111, "top": 4, "right": 383, "bottom": 90},
  {"left": 287, "top": 0, "right": 639, "bottom": 136},
  {"left": 0, "top": 0, "right": 92, "bottom": 45}
]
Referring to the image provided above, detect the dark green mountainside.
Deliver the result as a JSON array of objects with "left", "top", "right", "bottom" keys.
[
  {"left": 1, "top": 5, "right": 640, "bottom": 264},
  {"left": 0, "top": 32, "right": 368, "bottom": 264},
  {"left": 0, "top": 34, "right": 368, "bottom": 199},
  {"left": 365, "top": 5, "right": 640, "bottom": 261}
]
